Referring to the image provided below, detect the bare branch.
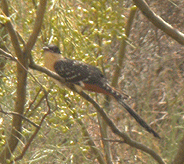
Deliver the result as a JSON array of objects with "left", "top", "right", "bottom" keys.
[
  {"left": 0, "top": 48, "right": 17, "bottom": 61},
  {"left": 1, "top": 0, "right": 23, "bottom": 59},
  {"left": 76, "top": 90, "right": 165, "bottom": 164},
  {"left": 14, "top": 92, "right": 51, "bottom": 162},
  {"left": 24, "top": 0, "right": 47, "bottom": 55},
  {"left": 112, "top": 6, "right": 137, "bottom": 87},
  {"left": 101, "top": 7, "right": 137, "bottom": 163},
  {"left": 29, "top": 62, "right": 66, "bottom": 84},
  {"left": 133, "top": 0, "right": 184, "bottom": 45},
  {"left": 0, "top": 1, "right": 47, "bottom": 162},
  {"left": 72, "top": 110, "right": 106, "bottom": 164},
  {"left": 0, "top": 49, "right": 49, "bottom": 92},
  {"left": 28, "top": 62, "right": 165, "bottom": 164},
  {"left": 0, "top": 105, "right": 39, "bottom": 128},
  {"left": 0, "top": 1, "right": 28, "bottom": 162},
  {"left": 25, "top": 89, "right": 42, "bottom": 115},
  {"left": 102, "top": 138, "right": 124, "bottom": 144}
]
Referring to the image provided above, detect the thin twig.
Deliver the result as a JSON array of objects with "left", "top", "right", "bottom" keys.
[
  {"left": 1, "top": 0, "right": 23, "bottom": 59},
  {"left": 0, "top": 105, "right": 39, "bottom": 128},
  {"left": 75, "top": 90, "right": 165, "bottom": 164},
  {"left": 0, "top": 48, "right": 17, "bottom": 61},
  {"left": 14, "top": 92, "right": 51, "bottom": 162},
  {"left": 0, "top": 48, "right": 49, "bottom": 94},
  {"left": 111, "top": 6, "right": 137, "bottom": 87},
  {"left": 23, "top": 0, "right": 47, "bottom": 56},
  {"left": 25, "top": 89, "right": 42, "bottom": 115},
  {"left": 102, "top": 138, "right": 124, "bottom": 144},
  {"left": 66, "top": 99, "right": 106, "bottom": 164}
]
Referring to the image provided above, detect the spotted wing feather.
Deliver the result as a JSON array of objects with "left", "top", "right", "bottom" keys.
[{"left": 54, "top": 58, "right": 106, "bottom": 85}]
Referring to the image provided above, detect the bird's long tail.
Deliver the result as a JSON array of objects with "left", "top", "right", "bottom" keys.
[
  {"left": 116, "top": 97, "right": 160, "bottom": 138},
  {"left": 98, "top": 82, "right": 160, "bottom": 138}
]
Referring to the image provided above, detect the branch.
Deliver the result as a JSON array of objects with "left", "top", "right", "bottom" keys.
[
  {"left": 0, "top": 1, "right": 28, "bottom": 162},
  {"left": 24, "top": 0, "right": 47, "bottom": 56},
  {"left": 29, "top": 62, "right": 65, "bottom": 83},
  {"left": 25, "top": 89, "right": 42, "bottom": 115},
  {"left": 101, "top": 7, "right": 137, "bottom": 163},
  {"left": 0, "top": 1, "right": 47, "bottom": 161},
  {"left": 76, "top": 91, "right": 165, "bottom": 164},
  {"left": 1, "top": 0, "right": 23, "bottom": 59},
  {"left": 102, "top": 138, "right": 124, "bottom": 144},
  {"left": 29, "top": 62, "right": 165, "bottom": 163},
  {"left": 14, "top": 92, "right": 51, "bottom": 162},
  {"left": 133, "top": 0, "right": 184, "bottom": 45},
  {"left": 0, "top": 48, "right": 17, "bottom": 61},
  {"left": 63, "top": 96, "right": 106, "bottom": 164},
  {"left": 0, "top": 49, "right": 49, "bottom": 92},
  {"left": 26, "top": 89, "right": 52, "bottom": 118},
  {"left": 72, "top": 111, "right": 106, "bottom": 164},
  {"left": 0, "top": 105, "right": 39, "bottom": 128},
  {"left": 111, "top": 5, "right": 137, "bottom": 87}
]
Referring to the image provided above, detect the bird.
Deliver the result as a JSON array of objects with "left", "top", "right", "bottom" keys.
[{"left": 43, "top": 44, "right": 160, "bottom": 138}]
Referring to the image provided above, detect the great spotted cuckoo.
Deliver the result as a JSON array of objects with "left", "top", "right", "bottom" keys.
[{"left": 43, "top": 45, "right": 160, "bottom": 138}]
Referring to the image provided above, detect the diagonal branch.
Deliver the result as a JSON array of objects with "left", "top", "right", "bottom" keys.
[
  {"left": 72, "top": 110, "right": 106, "bottom": 164},
  {"left": 14, "top": 91, "right": 51, "bottom": 162},
  {"left": 1, "top": 0, "right": 23, "bottom": 59},
  {"left": 29, "top": 62, "right": 165, "bottom": 164},
  {"left": 0, "top": 105, "right": 39, "bottom": 128},
  {"left": 76, "top": 90, "right": 165, "bottom": 164},
  {"left": 133, "top": 0, "right": 184, "bottom": 45},
  {"left": 111, "top": 5, "right": 137, "bottom": 87},
  {"left": 101, "top": 7, "right": 137, "bottom": 163},
  {"left": 24, "top": 0, "right": 47, "bottom": 56},
  {"left": 0, "top": 48, "right": 17, "bottom": 61},
  {"left": 29, "top": 61, "right": 66, "bottom": 83}
]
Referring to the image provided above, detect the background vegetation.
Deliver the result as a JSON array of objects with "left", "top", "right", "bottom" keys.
[{"left": 0, "top": 0, "right": 184, "bottom": 163}]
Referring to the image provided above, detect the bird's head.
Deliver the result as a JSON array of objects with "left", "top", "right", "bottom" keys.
[
  {"left": 43, "top": 45, "right": 61, "bottom": 54},
  {"left": 43, "top": 45, "right": 62, "bottom": 70}
]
